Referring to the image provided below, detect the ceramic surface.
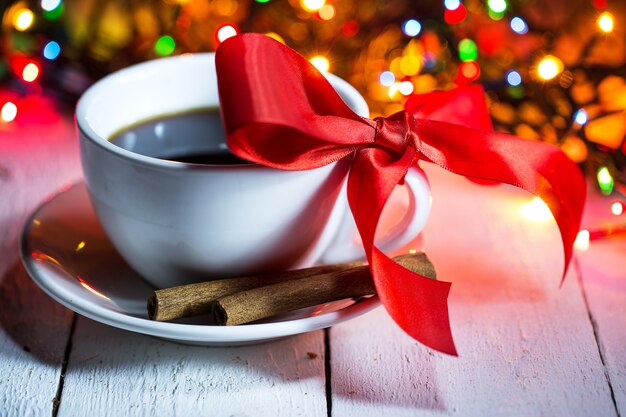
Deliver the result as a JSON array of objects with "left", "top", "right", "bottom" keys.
[
  {"left": 75, "top": 53, "right": 432, "bottom": 287},
  {"left": 21, "top": 183, "right": 381, "bottom": 346}
]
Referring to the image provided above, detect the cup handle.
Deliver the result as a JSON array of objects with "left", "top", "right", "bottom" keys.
[{"left": 318, "top": 166, "right": 432, "bottom": 264}]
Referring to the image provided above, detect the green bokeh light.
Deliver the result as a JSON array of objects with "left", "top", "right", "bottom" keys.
[
  {"left": 458, "top": 39, "right": 478, "bottom": 62},
  {"left": 487, "top": 0, "right": 507, "bottom": 13},
  {"left": 507, "top": 85, "right": 525, "bottom": 99},
  {"left": 597, "top": 167, "right": 614, "bottom": 195},
  {"left": 154, "top": 35, "right": 176, "bottom": 56},
  {"left": 43, "top": 3, "right": 64, "bottom": 20}
]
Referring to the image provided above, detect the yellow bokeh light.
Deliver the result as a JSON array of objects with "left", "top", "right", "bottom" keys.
[
  {"left": 1, "top": 102, "right": 18, "bottom": 122},
  {"left": 388, "top": 82, "right": 402, "bottom": 99},
  {"left": 574, "top": 230, "right": 590, "bottom": 251},
  {"left": 22, "top": 63, "right": 39, "bottom": 82},
  {"left": 214, "top": 0, "right": 237, "bottom": 16},
  {"left": 399, "top": 55, "right": 421, "bottom": 76},
  {"left": 301, "top": 0, "right": 325, "bottom": 12},
  {"left": 318, "top": 4, "right": 335, "bottom": 20},
  {"left": 520, "top": 197, "right": 552, "bottom": 222},
  {"left": 265, "top": 32, "right": 285, "bottom": 44},
  {"left": 310, "top": 56, "right": 330, "bottom": 73},
  {"left": 389, "top": 57, "right": 403, "bottom": 76},
  {"left": 598, "top": 12, "right": 614, "bottom": 33},
  {"left": 537, "top": 56, "right": 563, "bottom": 81},
  {"left": 13, "top": 8, "right": 34, "bottom": 31}
]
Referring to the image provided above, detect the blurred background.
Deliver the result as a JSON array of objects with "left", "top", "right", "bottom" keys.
[{"left": 1, "top": 0, "right": 626, "bottom": 205}]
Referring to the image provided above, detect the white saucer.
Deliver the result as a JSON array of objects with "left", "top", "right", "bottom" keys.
[{"left": 20, "top": 183, "right": 380, "bottom": 346}]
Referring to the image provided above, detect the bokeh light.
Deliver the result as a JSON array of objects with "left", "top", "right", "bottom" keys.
[
  {"left": 574, "top": 109, "right": 588, "bottom": 125},
  {"left": 318, "top": 4, "right": 335, "bottom": 20},
  {"left": 487, "top": 0, "right": 507, "bottom": 14},
  {"left": 154, "top": 35, "right": 176, "bottom": 56},
  {"left": 13, "top": 8, "right": 34, "bottom": 31},
  {"left": 488, "top": 10, "right": 505, "bottom": 21},
  {"left": 341, "top": 20, "right": 359, "bottom": 37},
  {"left": 459, "top": 61, "right": 480, "bottom": 81},
  {"left": 1, "top": 102, "right": 18, "bottom": 122},
  {"left": 301, "top": 0, "right": 325, "bottom": 12},
  {"left": 598, "top": 12, "right": 614, "bottom": 33},
  {"left": 537, "top": 56, "right": 563, "bottom": 81},
  {"left": 41, "top": 0, "right": 62, "bottom": 11},
  {"left": 379, "top": 71, "right": 395, "bottom": 86},
  {"left": 43, "top": 41, "right": 61, "bottom": 60},
  {"left": 402, "top": 19, "right": 421, "bottom": 37},
  {"left": 444, "top": 4, "right": 467, "bottom": 24},
  {"left": 216, "top": 25, "right": 238, "bottom": 43},
  {"left": 42, "top": 2, "right": 63, "bottom": 20},
  {"left": 388, "top": 82, "right": 401, "bottom": 99},
  {"left": 611, "top": 201, "right": 624, "bottom": 216},
  {"left": 444, "top": 0, "right": 460, "bottom": 10},
  {"left": 399, "top": 80, "right": 414, "bottom": 95},
  {"left": 22, "top": 62, "right": 40, "bottom": 82},
  {"left": 506, "top": 70, "right": 522, "bottom": 86},
  {"left": 510, "top": 17, "right": 528, "bottom": 34},
  {"left": 597, "top": 166, "right": 614, "bottom": 195},
  {"left": 400, "top": 56, "right": 420, "bottom": 76},
  {"left": 458, "top": 39, "right": 478, "bottom": 61},
  {"left": 310, "top": 56, "right": 330, "bottom": 73}
]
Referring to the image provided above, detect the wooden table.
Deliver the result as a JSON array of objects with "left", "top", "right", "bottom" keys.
[{"left": 1, "top": 109, "right": 624, "bottom": 416}]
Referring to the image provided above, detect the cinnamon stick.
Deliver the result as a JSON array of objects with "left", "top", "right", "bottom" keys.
[
  {"left": 212, "top": 252, "right": 436, "bottom": 326},
  {"left": 148, "top": 260, "right": 362, "bottom": 321}
]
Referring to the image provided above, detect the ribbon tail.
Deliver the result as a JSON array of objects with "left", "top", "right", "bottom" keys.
[
  {"left": 347, "top": 146, "right": 457, "bottom": 356},
  {"left": 415, "top": 118, "right": 586, "bottom": 281}
]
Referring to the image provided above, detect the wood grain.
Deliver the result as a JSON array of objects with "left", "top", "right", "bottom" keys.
[
  {"left": 328, "top": 164, "right": 617, "bottom": 417},
  {"left": 0, "top": 114, "right": 81, "bottom": 416},
  {"left": 576, "top": 187, "right": 626, "bottom": 416},
  {"left": 58, "top": 319, "right": 327, "bottom": 417},
  {"left": 2, "top": 111, "right": 623, "bottom": 417}
]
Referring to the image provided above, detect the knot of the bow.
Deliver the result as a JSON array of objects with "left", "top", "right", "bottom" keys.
[{"left": 373, "top": 111, "right": 421, "bottom": 156}]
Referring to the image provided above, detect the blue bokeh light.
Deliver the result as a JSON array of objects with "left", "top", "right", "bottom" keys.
[
  {"left": 402, "top": 19, "right": 422, "bottom": 37},
  {"left": 574, "top": 109, "right": 589, "bottom": 125},
  {"left": 510, "top": 17, "right": 528, "bottom": 34},
  {"left": 506, "top": 70, "right": 522, "bottom": 86},
  {"left": 43, "top": 41, "right": 61, "bottom": 60}
]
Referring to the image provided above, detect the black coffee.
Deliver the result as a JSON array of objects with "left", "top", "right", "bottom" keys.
[{"left": 108, "top": 108, "right": 250, "bottom": 165}]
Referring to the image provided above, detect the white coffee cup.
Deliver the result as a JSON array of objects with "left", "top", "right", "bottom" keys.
[{"left": 76, "top": 53, "right": 431, "bottom": 288}]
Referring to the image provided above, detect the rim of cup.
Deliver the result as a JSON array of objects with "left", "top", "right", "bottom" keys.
[{"left": 76, "top": 52, "right": 369, "bottom": 171}]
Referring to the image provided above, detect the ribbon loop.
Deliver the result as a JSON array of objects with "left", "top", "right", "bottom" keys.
[{"left": 215, "top": 33, "right": 586, "bottom": 356}]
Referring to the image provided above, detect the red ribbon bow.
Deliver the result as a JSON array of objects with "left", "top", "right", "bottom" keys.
[{"left": 215, "top": 34, "right": 586, "bottom": 355}]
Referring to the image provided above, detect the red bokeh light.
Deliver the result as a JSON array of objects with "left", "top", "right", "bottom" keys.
[
  {"left": 444, "top": 4, "right": 467, "bottom": 25},
  {"left": 342, "top": 20, "right": 359, "bottom": 37},
  {"left": 456, "top": 61, "right": 481, "bottom": 83}
]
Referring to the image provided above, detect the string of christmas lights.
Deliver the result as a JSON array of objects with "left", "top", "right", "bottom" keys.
[{"left": 1, "top": 0, "right": 625, "bottom": 222}]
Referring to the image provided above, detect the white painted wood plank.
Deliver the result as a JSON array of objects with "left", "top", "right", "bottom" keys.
[
  {"left": 577, "top": 188, "right": 626, "bottom": 415},
  {"left": 0, "top": 114, "right": 82, "bottom": 416},
  {"left": 59, "top": 318, "right": 327, "bottom": 417},
  {"left": 330, "top": 164, "right": 616, "bottom": 417}
]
